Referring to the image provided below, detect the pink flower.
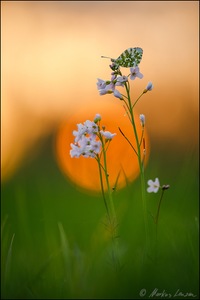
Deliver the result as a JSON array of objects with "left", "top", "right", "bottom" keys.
[
  {"left": 113, "top": 89, "right": 123, "bottom": 100},
  {"left": 97, "top": 78, "right": 106, "bottom": 90},
  {"left": 130, "top": 66, "right": 143, "bottom": 80},
  {"left": 116, "top": 75, "right": 128, "bottom": 86}
]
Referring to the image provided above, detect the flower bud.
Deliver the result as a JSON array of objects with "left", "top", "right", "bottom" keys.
[
  {"left": 143, "top": 82, "right": 153, "bottom": 93},
  {"left": 94, "top": 114, "right": 101, "bottom": 123},
  {"left": 139, "top": 114, "right": 145, "bottom": 127},
  {"left": 162, "top": 184, "right": 170, "bottom": 190}
]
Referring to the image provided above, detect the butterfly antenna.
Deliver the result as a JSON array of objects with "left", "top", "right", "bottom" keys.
[{"left": 101, "top": 55, "right": 111, "bottom": 59}]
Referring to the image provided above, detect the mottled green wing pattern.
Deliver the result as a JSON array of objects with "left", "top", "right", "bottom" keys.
[{"left": 112, "top": 47, "right": 143, "bottom": 68}]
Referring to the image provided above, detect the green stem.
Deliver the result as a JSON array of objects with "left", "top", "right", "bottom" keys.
[
  {"left": 131, "top": 92, "right": 145, "bottom": 109},
  {"left": 139, "top": 128, "right": 144, "bottom": 147},
  {"left": 155, "top": 189, "right": 165, "bottom": 225},
  {"left": 124, "top": 82, "right": 149, "bottom": 263},
  {"left": 96, "top": 155, "right": 109, "bottom": 218},
  {"left": 118, "top": 127, "right": 138, "bottom": 156},
  {"left": 154, "top": 189, "right": 165, "bottom": 263},
  {"left": 98, "top": 136, "right": 120, "bottom": 270}
]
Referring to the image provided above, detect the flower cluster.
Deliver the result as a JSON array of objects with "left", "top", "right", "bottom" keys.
[
  {"left": 96, "top": 63, "right": 154, "bottom": 103},
  {"left": 96, "top": 76, "right": 126, "bottom": 100},
  {"left": 70, "top": 114, "right": 116, "bottom": 158},
  {"left": 97, "top": 66, "right": 144, "bottom": 101}
]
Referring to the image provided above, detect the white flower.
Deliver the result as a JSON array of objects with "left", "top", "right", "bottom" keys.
[
  {"left": 73, "top": 123, "right": 87, "bottom": 143},
  {"left": 100, "top": 130, "right": 116, "bottom": 140},
  {"left": 70, "top": 143, "right": 82, "bottom": 158},
  {"left": 84, "top": 120, "right": 98, "bottom": 134},
  {"left": 70, "top": 116, "right": 116, "bottom": 159},
  {"left": 70, "top": 118, "right": 102, "bottom": 158},
  {"left": 147, "top": 178, "right": 160, "bottom": 193},
  {"left": 90, "top": 139, "right": 101, "bottom": 153}
]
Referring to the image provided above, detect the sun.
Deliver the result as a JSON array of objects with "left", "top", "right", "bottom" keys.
[{"left": 55, "top": 99, "right": 150, "bottom": 193}]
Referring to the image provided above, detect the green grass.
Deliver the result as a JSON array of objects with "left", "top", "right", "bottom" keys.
[{"left": 1, "top": 134, "right": 199, "bottom": 299}]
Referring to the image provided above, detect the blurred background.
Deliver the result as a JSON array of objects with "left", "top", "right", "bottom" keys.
[{"left": 1, "top": 1, "right": 199, "bottom": 299}]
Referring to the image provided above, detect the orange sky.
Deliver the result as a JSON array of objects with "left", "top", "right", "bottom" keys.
[{"left": 1, "top": 1, "right": 199, "bottom": 183}]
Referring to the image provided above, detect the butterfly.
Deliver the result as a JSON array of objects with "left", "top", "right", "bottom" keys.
[{"left": 101, "top": 47, "right": 143, "bottom": 71}]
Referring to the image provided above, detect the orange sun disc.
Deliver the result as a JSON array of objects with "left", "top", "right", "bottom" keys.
[{"left": 55, "top": 99, "right": 150, "bottom": 193}]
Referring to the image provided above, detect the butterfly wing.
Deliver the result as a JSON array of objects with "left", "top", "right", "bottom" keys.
[{"left": 114, "top": 47, "right": 143, "bottom": 68}]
